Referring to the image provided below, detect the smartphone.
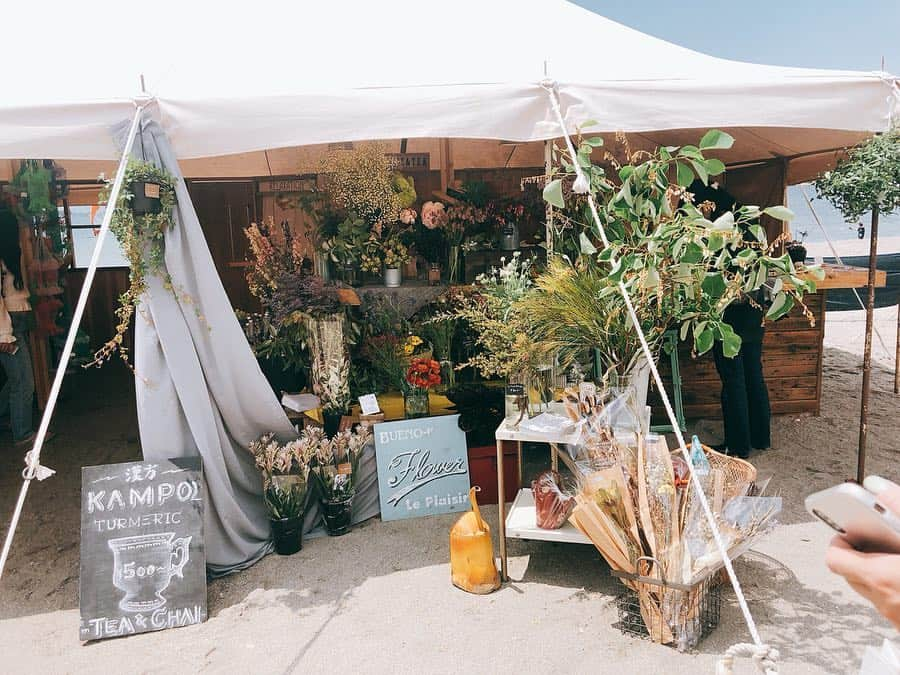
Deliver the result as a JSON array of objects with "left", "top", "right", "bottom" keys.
[{"left": 806, "top": 483, "right": 900, "bottom": 553}]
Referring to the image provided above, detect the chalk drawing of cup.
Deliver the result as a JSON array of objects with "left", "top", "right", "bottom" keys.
[{"left": 108, "top": 532, "right": 191, "bottom": 612}]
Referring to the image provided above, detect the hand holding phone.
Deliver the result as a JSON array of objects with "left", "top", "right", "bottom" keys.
[
  {"left": 806, "top": 481, "right": 900, "bottom": 553},
  {"left": 817, "top": 477, "right": 900, "bottom": 631}
]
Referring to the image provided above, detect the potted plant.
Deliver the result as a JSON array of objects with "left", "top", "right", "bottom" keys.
[
  {"left": 382, "top": 235, "right": 411, "bottom": 288},
  {"left": 309, "top": 425, "right": 372, "bottom": 536},
  {"left": 250, "top": 433, "right": 315, "bottom": 555},
  {"left": 87, "top": 160, "right": 178, "bottom": 368},
  {"left": 786, "top": 230, "right": 808, "bottom": 264},
  {"left": 403, "top": 357, "right": 441, "bottom": 418}
]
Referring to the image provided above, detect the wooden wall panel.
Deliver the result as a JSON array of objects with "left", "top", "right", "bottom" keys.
[
  {"left": 187, "top": 181, "right": 258, "bottom": 312},
  {"left": 65, "top": 269, "right": 129, "bottom": 350}
]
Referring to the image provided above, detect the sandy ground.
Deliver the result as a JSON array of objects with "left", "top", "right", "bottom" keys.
[{"left": 1, "top": 310, "right": 899, "bottom": 674}]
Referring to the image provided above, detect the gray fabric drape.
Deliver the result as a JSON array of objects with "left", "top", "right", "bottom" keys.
[{"left": 120, "top": 119, "right": 297, "bottom": 576}]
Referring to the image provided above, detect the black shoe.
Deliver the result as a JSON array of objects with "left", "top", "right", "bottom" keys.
[{"left": 722, "top": 446, "right": 750, "bottom": 460}]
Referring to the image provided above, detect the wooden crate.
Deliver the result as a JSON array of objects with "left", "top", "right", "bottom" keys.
[{"left": 651, "top": 292, "right": 826, "bottom": 421}]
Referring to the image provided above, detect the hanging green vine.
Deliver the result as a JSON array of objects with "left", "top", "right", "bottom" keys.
[{"left": 88, "top": 160, "right": 177, "bottom": 368}]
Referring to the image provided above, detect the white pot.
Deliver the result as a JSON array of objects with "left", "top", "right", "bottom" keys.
[
  {"left": 626, "top": 355, "right": 651, "bottom": 413},
  {"left": 384, "top": 267, "right": 402, "bottom": 288}
]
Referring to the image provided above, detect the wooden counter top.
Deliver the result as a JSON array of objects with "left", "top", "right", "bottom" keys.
[{"left": 800, "top": 263, "right": 886, "bottom": 290}]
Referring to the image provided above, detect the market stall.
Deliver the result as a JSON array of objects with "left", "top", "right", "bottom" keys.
[{"left": 0, "top": 1, "right": 898, "bottom": 666}]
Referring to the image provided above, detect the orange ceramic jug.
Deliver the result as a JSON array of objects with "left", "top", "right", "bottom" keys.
[{"left": 450, "top": 487, "right": 500, "bottom": 594}]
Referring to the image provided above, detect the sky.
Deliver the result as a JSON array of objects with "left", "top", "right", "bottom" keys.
[
  {"left": 573, "top": 1, "right": 900, "bottom": 72},
  {"left": 573, "top": 1, "right": 900, "bottom": 249}
]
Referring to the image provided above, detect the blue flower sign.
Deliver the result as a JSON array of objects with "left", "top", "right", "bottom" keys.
[{"left": 374, "top": 414, "right": 471, "bottom": 521}]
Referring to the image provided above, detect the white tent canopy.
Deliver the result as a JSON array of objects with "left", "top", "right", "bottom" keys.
[{"left": 1, "top": 0, "right": 896, "bottom": 163}]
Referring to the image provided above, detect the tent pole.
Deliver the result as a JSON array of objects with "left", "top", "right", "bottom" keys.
[
  {"left": 857, "top": 203, "right": 880, "bottom": 483},
  {"left": 544, "top": 140, "right": 554, "bottom": 254},
  {"left": 0, "top": 104, "right": 146, "bottom": 582},
  {"left": 895, "top": 301, "right": 900, "bottom": 394}
]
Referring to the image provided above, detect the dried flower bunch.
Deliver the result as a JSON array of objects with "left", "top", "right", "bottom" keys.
[
  {"left": 568, "top": 419, "right": 780, "bottom": 648},
  {"left": 306, "top": 315, "right": 351, "bottom": 414},
  {"left": 270, "top": 273, "right": 342, "bottom": 323},
  {"left": 249, "top": 431, "right": 318, "bottom": 520},
  {"left": 321, "top": 142, "right": 402, "bottom": 225},
  {"left": 244, "top": 218, "right": 308, "bottom": 304},
  {"left": 310, "top": 425, "right": 373, "bottom": 502},
  {"left": 405, "top": 358, "right": 441, "bottom": 390},
  {"left": 250, "top": 431, "right": 315, "bottom": 478}
]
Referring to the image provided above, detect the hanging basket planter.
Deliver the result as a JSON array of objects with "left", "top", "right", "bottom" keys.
[
  {"left": 88, "top": 160, "right": 178, "bottom": 368},
  {"left": 129, "top": 180, "right": 164, "bottom": 216}
]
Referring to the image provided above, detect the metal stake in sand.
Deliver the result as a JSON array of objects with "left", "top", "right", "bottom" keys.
[
  {"left": 0, "top": 104, "right": 147, "bottom": 581},
  {"left": 858, "top": 203, "right": 880, "bottom": 483}
]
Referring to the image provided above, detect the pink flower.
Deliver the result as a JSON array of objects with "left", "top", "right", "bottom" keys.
[
  {"left": 399, "top": 208, "right": 417, "bottom": 225},
  {"left": 421, "top": 201, "right": 447, "bottom": 229}
]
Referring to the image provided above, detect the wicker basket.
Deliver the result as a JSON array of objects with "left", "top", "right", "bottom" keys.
[{"left": 701, "top": 445, "right": 757, "bottom": 502}]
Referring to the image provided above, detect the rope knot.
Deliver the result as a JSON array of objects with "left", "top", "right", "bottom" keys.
[{"left": 716, "top": 642, "right": 779, "bottom": 675}]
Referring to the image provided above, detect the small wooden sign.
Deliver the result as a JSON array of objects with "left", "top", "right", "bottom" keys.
[
  {"left": 258, "top": 178, "right": 316, "bottom": 194},
  {"left": 79, "top": 458, "right": 206, "bottom": 641},
  {"left": 386, "top": 153, "right": 430, "bottom": 172},
  {"left": 374, "top": 414, "right": 471, "bottom": 521}
]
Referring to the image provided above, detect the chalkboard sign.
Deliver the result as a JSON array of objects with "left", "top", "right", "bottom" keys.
[
  {"left": 79, "top": 458, "right": 207, "bottom": 641},
  {"left": 374, "top": 414, "right": 471, "bottom": 521}
]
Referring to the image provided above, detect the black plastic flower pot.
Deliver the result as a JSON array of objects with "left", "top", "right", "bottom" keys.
[
  {"left": 322, "top": 410, "right": 344, "bottom": 437},
  {"left": 787, "top": 244, "right": 807, "bottom": 264},
  {"left": 321, "top": 496, "right": 354, "bottom": 536},
  {"left": 270, "top": 515, "right": 303, "bottom": 555},
  {"left": 130, "top": 181, "right": 163, "bottom": 216}
]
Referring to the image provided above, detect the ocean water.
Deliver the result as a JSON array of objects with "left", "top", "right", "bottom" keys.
[
  {"left": 787, "top": 184, "right": 900, "bottom": 253},
  {"left": 786, "top": 184, "right": 900, "bottom": 310}
]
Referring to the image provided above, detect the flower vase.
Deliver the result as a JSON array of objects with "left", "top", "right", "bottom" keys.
[
  {"left": 270, "top": 515, "right": 303, "bottom": 555},
  {"left": 322, "top": 495, "right": 354, "bottom": 536},
  {"left": 439, "top": 360, "right": 456, "bottom": 392},
  {"left": 404, "top": 389, "right": 430, "bottom": 419},
  {"left": 428, "top": 262, "right": 441, "bottom": 286},
  {"left": 322, "top": 409, "right": 344, "bottom": 437},
  {"left": 313, "top": 252, "right": 331, "bottom": 281},
  {"left": 384, "top": 267, "right": 402, "bottom": 288},
  {"left": 447, "top": 244, "right": 462, "bottom": 284},
  {"left": 340, "top": 263, "right": 360, "bottom": 287}
]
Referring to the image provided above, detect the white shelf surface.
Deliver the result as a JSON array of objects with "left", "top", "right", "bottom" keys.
[{"left": 504, "top": 488, "right": 592, "bottom": 545}]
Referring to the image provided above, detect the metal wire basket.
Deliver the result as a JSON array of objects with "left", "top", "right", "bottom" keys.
[{"left": 611, "top": 556, "right": 722, "bottom": 652}]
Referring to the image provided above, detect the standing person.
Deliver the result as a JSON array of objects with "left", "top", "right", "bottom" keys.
[
  {"left": 0, "top": 207, "right": 37, "bottom": 447},
  {"left": 689, "top": 180, "right": 771, "bottom": 459},
  {"left": 712, "top": 295, "right": 770, "bottom": 459}
]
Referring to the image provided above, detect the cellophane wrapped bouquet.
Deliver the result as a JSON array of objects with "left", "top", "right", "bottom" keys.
[{"left": 563, "top": 385, "right": 780, "bottom": 649}]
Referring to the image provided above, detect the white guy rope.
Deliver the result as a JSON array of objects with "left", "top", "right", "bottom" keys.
[
  {"left": 798, "top": 186, "right": 889, "bottom": 354},
  {"left": 541, "top": 81, "right": 777, "bottom": 674},
  {"left": 0, "top": 104, "right": 147, "bottom": 581}
]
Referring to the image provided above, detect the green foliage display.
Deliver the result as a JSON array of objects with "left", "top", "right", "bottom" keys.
[
  {"left": 541, "top": 130, "right": 821, "bottom": 369},
  {"left": 814, "top": 129, "right": 900, "bottom": 220}
]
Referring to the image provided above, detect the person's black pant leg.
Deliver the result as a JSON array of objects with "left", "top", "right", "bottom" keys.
[
  {"left": 713, "top": 342, "right": 752, "bottom": 457},
  {"left": 740, "top": 339, "right": 771, "bottom": 450}
]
